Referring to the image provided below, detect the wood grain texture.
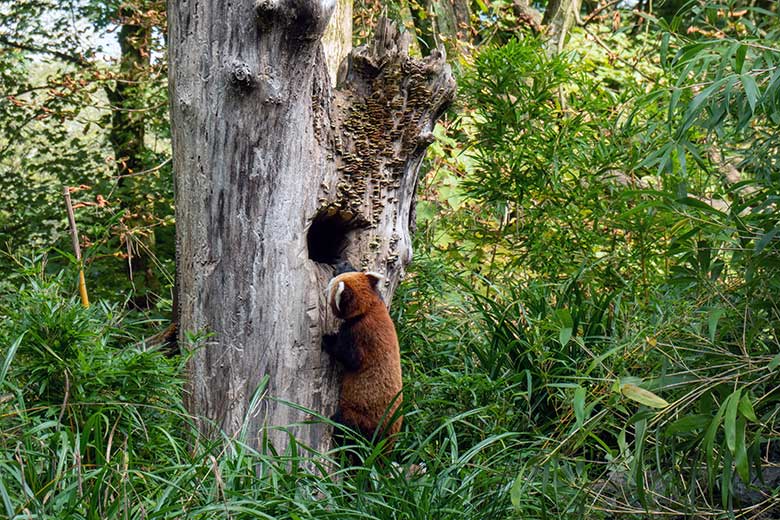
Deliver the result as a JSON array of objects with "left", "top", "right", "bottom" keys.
[
  {"left": 169, "top": 0, "right": 454, "bottom": 454},
  {"left": 321, "top": 0, "right": 352, "bottom": 85}
]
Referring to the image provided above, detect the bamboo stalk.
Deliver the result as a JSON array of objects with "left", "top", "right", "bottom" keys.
[{"left": 63, "top": 186, "right": 90, "bottom": 308}]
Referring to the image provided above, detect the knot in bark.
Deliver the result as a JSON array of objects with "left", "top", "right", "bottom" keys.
[
  {"left": 255, "top": 0, "right": 335, "bottom": 41},
  {"left": 229, "top": 62, "right": 255, "bottom": 89}
]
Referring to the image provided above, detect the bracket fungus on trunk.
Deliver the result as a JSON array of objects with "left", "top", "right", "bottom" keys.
[{"left": 310, "top": 18, "right": 455, "bottom": 296}]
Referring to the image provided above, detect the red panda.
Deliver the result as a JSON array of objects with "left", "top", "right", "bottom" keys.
[{"left": 322, "top": 270, "right": 403, "bottom": 450}]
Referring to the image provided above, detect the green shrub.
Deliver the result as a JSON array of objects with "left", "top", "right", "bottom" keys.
[
  {"left": 0, "top": 266, "right": 187, "bottom": 517},
  {"left": 403, "top": 12, "right": 780, "bottom": 516}
]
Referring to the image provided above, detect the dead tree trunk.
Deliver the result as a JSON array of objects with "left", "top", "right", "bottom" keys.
[{"left": 168, "top": 0, "right": 454, "bottom": 454}]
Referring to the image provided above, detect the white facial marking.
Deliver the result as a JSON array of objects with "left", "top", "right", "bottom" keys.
[{"left": 334, "top": 281, "right": 345, "bottom": 312}]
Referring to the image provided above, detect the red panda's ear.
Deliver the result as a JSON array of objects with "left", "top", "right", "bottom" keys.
[{"left": 365, "top": 272, "right": 385, "bottom": 290}]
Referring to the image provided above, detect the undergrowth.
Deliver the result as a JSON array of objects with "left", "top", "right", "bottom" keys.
[{"left": 0, "top": 266, "right": 523, "bottom": 519}]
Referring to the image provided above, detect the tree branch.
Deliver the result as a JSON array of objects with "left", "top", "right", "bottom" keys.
[
  {"left": 581, "top": 0, "right": 622, "bottom": 26},
  {"left": 0, "top": 34, "right": 91, "bottom": 67},
  {"left": 512, "top": 0, "right": 543, "bottom": 33}
]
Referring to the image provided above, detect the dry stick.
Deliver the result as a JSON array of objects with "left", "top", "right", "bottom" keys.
[
  {"left": 63, "top": 186, "right": 90, "bottom": 308},
  {"left": 581, "top": 0, "right": 623, "bottom": 26}
]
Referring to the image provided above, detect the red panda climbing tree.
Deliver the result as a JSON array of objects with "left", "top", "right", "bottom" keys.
[{"left": 168, "top": 0, "right": 455, "bottom": 453}]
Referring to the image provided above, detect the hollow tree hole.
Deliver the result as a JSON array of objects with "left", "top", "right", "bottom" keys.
[{"left": 307, "top": 208, "right": 368, "bottom": 264}]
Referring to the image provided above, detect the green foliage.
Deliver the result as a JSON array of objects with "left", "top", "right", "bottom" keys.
[
  {"left": 0, "top": 1, "right": 778, "bottom": 519},
  {"left": 0, "top": 0, "right": 173, "bottom": 307},
  {"left": 424, "top": 35, "right": 675, "bottom": 291},
  {"left": 0, "top": 266, "right": 186, "bottom": 517},
  {"left": 1, "top": 271, "right": 180, "bottom": 409},
  {"left": 405, "top": 5, "right": 780, "bottom": 516}
]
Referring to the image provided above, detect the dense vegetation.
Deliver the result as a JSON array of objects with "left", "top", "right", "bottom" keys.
[{"left": 1, "top": 0, "right": 778, "bottom": 518}]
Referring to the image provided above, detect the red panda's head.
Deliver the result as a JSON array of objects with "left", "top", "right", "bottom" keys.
[{"left": 326, "top": 271, "right": 385, "bottom": 320}]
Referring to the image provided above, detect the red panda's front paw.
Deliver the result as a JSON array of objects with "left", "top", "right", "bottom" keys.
[{"left": 322, "top": 334, "right": 337, "bottom": 353}]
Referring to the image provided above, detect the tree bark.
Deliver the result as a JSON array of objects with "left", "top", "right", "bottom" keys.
[
  {"left": 168, "top": 0, "right": 454, "bottom": 454},
  {"left": 107, "top": 10, "right": 149, "bottom": 181},
  {"left": 409, "top": 0, "right": 470, "bottom": 56},
  {"left": 321, "top": 0, "right": 352, "bottom": 85},
  {"left": 543, "top": 0, "right": 583, "bottom": 55},
  {"left": 513, "top": 0, "right": 543, "bottom": 33}
]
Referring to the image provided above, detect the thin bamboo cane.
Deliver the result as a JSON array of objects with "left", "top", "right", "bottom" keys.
[{"left": 63, "top": 186, "right": 90, "bottom": 308}]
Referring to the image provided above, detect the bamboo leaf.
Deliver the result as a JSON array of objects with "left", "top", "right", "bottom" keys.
[
  {"left": 660, "top": 33, "right": 670, "bottom": 67},
  {"left": 678, "top": 196, "right": 728, "bottom": 216},
  {"left": 669, "top": 87, "right": 682, "bottom": 120},
  {"left": 769, "top": 353, "right": 780, "bottom": 371},
  {"left": 573, "top": 385, "right": 586, "bottom": 427},
  {"left": 666, "top": 414, "right": 711, "bottom": 436},
  {"left": 510, "top": 465, "right": 528, "bottom": 509},
  {"left": 633, "top": 418, "right": 647, "bottom": 506},
  {"left": 722, "top": 448, "right": 733, "bottom": 508},
  {"left": 725, "top": 389, "right": 741, "bottom": 454},
  {"left": 738, "top": 393, "right": 757, "bottom": 423},
  {"left": 708, "top": 308, "right": 724, "bottom": 343},
  {"left": 0, "top": 475, "right": 13, "bottom": 520},
  {"left": 735, "top": 44, "right": 747, "bottom": 74},
  {"left": 555, "top": 308, "right": 573, "bottom": 347},
  {"left": 754, "top": 227, "right": 779, "bottom": 253},
  {"left": 705, "top": 400, "right": 726, "bottom": 490},
  {"left": 0, "top": 333, "right": 24, "bottom": 387},
  {"left": 741, "top": 73, "right": 760, "bottom": 113},
  {"left": 620, "top": 383, "right": 669, "bottom": 408},
  {"left": 734, "top": 416, "right": 749, "bottom": 484},
  {"left": 680, "top": 79, "right": 725, "bottom": 134}
]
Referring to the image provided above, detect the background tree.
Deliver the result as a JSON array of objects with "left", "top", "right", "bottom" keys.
[{"left": 0, "top": 0, "right": 171, "bottom": 307}]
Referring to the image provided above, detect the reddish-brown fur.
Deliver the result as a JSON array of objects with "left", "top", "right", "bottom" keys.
[{"left": 326, "top": 272, "right": 403, "bottom": 446}]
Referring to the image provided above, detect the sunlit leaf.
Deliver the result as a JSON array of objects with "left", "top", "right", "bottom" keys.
[{"left": 620, "top": 383, "right": 669, "bottom": 408}]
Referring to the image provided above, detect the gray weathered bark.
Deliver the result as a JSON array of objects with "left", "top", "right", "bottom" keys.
[
  {"left": 513, "top": 0, "right": 542, "bottom": 32},
  {"left": 321, "top": 0, "right": 352, "bottom": 85},
  {"left": 168, "top": 0, "right": 454, "bottom": 454}
]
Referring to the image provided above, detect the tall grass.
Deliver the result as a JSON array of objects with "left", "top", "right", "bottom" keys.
[
  {"left": 2, "top": 10, "right": 778, "bottom": 518},
  {"left": 0, "top": 266, "right": 525, "bottom": 519}
]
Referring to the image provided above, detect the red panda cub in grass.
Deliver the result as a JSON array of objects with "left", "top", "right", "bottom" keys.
[{"left": 322, "top": 270, "right": 403, "bottom": 453}]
